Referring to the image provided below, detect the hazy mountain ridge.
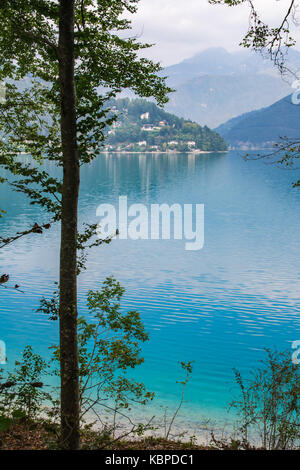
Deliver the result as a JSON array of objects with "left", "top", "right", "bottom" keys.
[
  {"left": 215, "top": 95, "right": 300, "bottom": 149},
  {"left": 163, "top": 47, "right": 280, "bottom": 87},
  {"left": 163, "top": 48, "right": 299, "bottom": 128}
]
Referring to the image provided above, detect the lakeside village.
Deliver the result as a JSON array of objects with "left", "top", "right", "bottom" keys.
[{"left": 102, "top": 100, "right": 228, "bottom": 153}]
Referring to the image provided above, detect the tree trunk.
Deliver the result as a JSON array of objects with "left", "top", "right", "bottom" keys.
[{"left": 58, "top": 0, "right": 80, "bottom": 450}]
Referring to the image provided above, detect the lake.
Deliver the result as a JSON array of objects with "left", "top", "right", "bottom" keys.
[{"left": 1, "top": 151, "right": 300, "bottom": 432}]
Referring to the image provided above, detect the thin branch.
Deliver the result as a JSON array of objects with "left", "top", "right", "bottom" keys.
[{"left": 0, "top": 221, "right": 52, "bottom": 249}]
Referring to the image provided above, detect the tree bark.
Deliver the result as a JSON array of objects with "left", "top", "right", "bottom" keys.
[{"left": 58, "top": 0, "right": 80, "bottom": 450}]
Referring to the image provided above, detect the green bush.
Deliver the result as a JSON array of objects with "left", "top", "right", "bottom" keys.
[
  {"left": 230, "top": 349, "right": 300, "bottom": 450},
  {"left": 0, "top": 345, "right": 51, "bottom": 425}
]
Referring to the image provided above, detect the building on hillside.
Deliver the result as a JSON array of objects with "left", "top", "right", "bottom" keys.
[
  {"left": 140, "top": 112, "right": 150, "bottom": 120},
  {"left": 168, "top": 141, "right": 178, "bottom": 146},
  {"left": 141, "top": 124, "right": 155, "bottom": 131},
  {"left": 187, "top": 141, "right": 196, "bottom": 147},
  {"left": 112, "top": 121, "right": 121, "bottom": 129},
  {"left": 138, "top": 141, "right": 147, "bottom": 146}
]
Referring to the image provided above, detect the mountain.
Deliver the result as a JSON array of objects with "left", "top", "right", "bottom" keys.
[
  {"left": 163, "top": 47, "right": 278, "bottom": 87},
  {"left": 215, "top": 95, "right": 300, "bottom": 149},
  {"left": 165, "top": 73, "right": 292, "bottom": 129},
  {"left": 162, "top": 48, "right": 299, "bottom": 128},
  {"left": 105, "top": 98, "right": 227, "bottom": 152}
]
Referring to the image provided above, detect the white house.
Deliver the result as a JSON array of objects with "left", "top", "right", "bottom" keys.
[
  {"left": 112, "top": 121, "right": 121, "bottom": 129},
  {"left": 140, "top": 112, "right": 150, "bottom": 120},
  {"left": 141, "top": 124, "right": 155, "bottom": 131}
]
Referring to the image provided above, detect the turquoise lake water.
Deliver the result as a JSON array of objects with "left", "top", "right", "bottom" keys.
[{"left": 1, "top": 151, "right": 300, "bottom": 429}]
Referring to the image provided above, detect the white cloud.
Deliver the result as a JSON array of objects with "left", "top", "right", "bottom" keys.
[{"left": 129, "top": 0, "right": 300, "bottom": 66}]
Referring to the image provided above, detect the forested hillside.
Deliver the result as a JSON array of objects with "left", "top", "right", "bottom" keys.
[
  {"left": 104, "top": 98, "right": 227, "bottom": 152},
  {"left": 216, "top": 95, "right": 300, "bottom": 149}
]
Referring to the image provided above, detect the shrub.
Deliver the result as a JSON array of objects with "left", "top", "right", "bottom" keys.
[
  {"left": 0, "top": 345, "right": 51, "bottom": 428},
  {"left": 230, "top": 349, "right": 300, "bottom": 450}
]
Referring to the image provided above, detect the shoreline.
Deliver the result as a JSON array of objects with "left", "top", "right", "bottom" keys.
[
  {"left": 17, "top": 150, "right": 228, "bottom": 157},
  {"left": 100, "top": 150, "right": 228, "bottom": 155},
  {"left": 79, "top": 400, "right": 237, "bottom": 446}
]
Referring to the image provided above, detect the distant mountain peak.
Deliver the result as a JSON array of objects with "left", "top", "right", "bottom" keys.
[
  {"left": 162, "top": 47, "right": 296, "bottom": 127},
  {"left": 182, "top": 47, "right": 230, "bottom": 63}
]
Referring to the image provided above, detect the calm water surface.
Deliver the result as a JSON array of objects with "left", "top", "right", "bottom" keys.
[{"left": 1, "top": 151, "right": 300, "bottom": 427}]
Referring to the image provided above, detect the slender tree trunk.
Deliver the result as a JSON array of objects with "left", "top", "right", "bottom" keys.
[{"left": 58, "top": 0, "right": 80, "bottom": 450}]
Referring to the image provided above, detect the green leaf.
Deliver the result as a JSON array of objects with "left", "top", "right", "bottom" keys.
[
  {"left": 0, "top": 415, "right": 12, "bottom": 432},
  {"left": 11, "top": 409, "right": 27, "bottom": 420}
]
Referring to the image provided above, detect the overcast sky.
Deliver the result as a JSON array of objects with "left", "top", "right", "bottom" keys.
[{"left": 130, "top": 0, "right": 300, "bottom": 66}]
